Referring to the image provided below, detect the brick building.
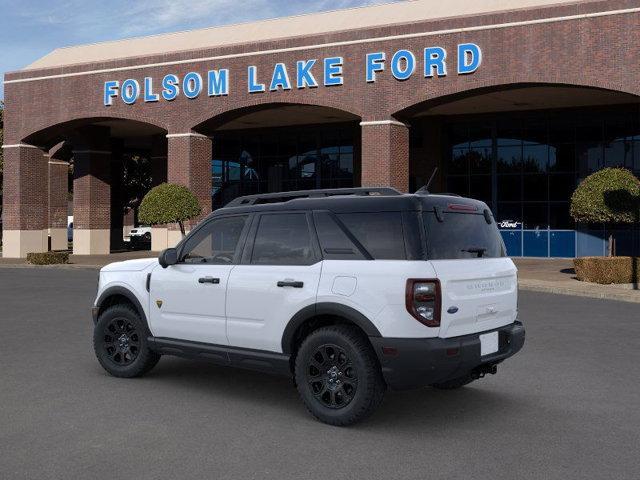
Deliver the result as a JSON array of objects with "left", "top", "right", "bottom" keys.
[{"left": 3, "top": 0, "right": 640, "bottom": 257}]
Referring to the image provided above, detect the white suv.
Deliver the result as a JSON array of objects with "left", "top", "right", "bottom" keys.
[{"left": 92, "top": 188, "right": 525, "bottom": 425}]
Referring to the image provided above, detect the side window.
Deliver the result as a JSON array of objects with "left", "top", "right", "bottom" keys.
[
  {"left": 313, "top": 211, "right": 366, "bottom": 260},
  {"left": 251, "top": 213, "right": 315, "bottom": 266},
  {"left": 181, "top": 215, "right": 248, "bottom": 264},
  {"left": 337, "top": 212, "right": 406, "bottom": 260}
]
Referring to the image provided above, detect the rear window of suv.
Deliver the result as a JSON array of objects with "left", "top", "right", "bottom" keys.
[
  {"left": 336, "top": 212, "right": 406, "bottom": 260},
  {"left": 423, "top": 211, "right": 506, "bottom": 259}
]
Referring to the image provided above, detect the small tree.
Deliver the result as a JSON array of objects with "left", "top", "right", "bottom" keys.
[
  {"left": 570, "top": 168, "right": 640, "bottom": 256},
  {"left": 138, "top": 183, "right": 201, "bottom": 236}
]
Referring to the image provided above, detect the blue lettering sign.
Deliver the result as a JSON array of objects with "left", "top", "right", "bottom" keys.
[
  {"left": 121, "top": 79, "right": 140, "bottom": 104},
  {"left": 424, "top": 47, "right": 447, "bottom": 77},
  {"left": 144, "top": 77, "right": 159, "bottom": 102},
  {"left": 458, "top": 43, "right": 482, "bottom": 74},
  {"left": 247, "top": 66, "right": 265, "bottom": 93},
  {"left": 104, "top": 80, "right": 119, "bottom": 106},
  {"left": 296, "top": 60, "right": 318, "bottom": 89},
  {"left": 101, "top": 45, "right": 483, "bottom": 105},
  {"left": 324, "top": 57, "right": 343, "bottom": 86},
  {"left": 270, "top": 63, "right": 292, "bottom": 91},
  {"left": 161, "top": 74, "right": 179, "bottom": 101},
  {"left": 183, "top": 72, "right": 203, "bottom": 99},
  {"left": 208, "top": 69, "right": 229, "bottom": 96},
  {"left": 390, "top": 50, "right": 415, "bottom": 81},
  {"left": 366, "top": 52, "right": 385, "bottom": 83}
]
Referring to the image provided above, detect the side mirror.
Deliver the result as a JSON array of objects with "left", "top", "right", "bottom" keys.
[{"left": 158, "top": 248, "right": 178, "bottom": 268}]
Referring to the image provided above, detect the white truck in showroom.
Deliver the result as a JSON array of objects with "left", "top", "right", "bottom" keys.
[{"left": 92, "top": 188, "right": 525, "bottom": 426}]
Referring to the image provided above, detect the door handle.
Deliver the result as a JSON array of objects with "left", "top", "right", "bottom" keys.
[
  {"left": 198, "top": 277, "right": 220, "bottom": 284},
  {"left": 277, "top": 280, "right": 304, "bottom": 288}
]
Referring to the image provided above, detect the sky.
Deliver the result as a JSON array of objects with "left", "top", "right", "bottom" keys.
[{"left": 0, "top": 0, "right": 398, "bottom": 100}]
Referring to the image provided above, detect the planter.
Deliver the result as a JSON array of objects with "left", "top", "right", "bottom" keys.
[{"left": 573, "top": 256, "right": 640, "bottom": 284}]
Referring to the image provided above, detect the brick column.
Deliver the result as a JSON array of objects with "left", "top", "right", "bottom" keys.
[
  {"left": 150, "top": 134, "right": 169, "bottom": 252},
  {"left": 163, "top": 132, "right": 212, "bottom": 248},
  {"left": 48, "top": 159, "right": 69, "bottom": 251},
  {"left": 360, "top": 120, "right": 410, "bottom": 193},
  {"left": 151, "top": 134, "right": 168, "bottom": 187},
  {"left": 1, "top": 144, "right": 49, "bottom": 258}
]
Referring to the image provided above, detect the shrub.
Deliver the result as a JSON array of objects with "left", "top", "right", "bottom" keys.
[
  {"left": 570, "top": 168, "right": 640, "bottom": 256},
  {"left": 138, "top": 183, "right": 202, "bottom": 236},
  {"left": 573, "top": 256, "right": 640, "bottom": 284},
  {"left": 570, "top": 168, "right": 640, "bottom": 224},
  {"left": 27, "top": 251, "right": 70, "bottom": 265}
]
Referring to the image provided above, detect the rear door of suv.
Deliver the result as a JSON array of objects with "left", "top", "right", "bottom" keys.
[
  {"left": 423, "top": 205, "right": 518, "bottom": 338},
  {"left": 226, "top": 212, "right": 322, "bottom": 352}
]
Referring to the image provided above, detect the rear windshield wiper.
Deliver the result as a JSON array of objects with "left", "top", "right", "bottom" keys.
[{"left": 461, "top": 247, "right": 487, "bottom": 258}]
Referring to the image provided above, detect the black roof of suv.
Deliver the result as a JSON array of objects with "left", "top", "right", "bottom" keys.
[{"left": 216, "top": 188, "right": 490, "bottom": 216}]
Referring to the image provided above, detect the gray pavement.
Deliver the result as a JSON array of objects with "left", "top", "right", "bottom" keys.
[{"left": 0, "top": 268, "right": 639, "bottom": 480}]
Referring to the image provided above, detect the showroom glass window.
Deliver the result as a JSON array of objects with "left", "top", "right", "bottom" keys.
[
  {"left": 443, "top": 105, "right": 640, "bottom": 230},
  {"left": 211, "top": 124, "right": 358, "bottom": 209}
]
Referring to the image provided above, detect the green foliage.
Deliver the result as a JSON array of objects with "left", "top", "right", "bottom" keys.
[
  {"left": 570, "top": 168, "right": 640, "bottom": 224},
  {"left": 27, "top": 251, "right": 70, "bottom": 265},
  {"left": 138, "top": 183, "right": 201, "bottom": 234}
]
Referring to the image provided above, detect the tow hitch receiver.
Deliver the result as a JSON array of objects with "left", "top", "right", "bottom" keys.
[{"left": 472, "top": 364, "right": 498, "bottom": 379}]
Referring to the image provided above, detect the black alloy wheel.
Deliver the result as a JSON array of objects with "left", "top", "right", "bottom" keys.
[
  {"left": 306, "top": 344, "right": 358, "bottom": 409},
  {"left": 93, "top": 304, "right": 160, "bottom": 378},
  {"left": 294, "top": 325, "right": 386, "bottom": 426},
  {"left": 102, "top": 317, "right": 140, "bottom": 366}
]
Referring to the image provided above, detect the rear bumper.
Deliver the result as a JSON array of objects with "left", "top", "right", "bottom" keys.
[{"left": 369, "top": 321, "right": 525, "bottom": 390}]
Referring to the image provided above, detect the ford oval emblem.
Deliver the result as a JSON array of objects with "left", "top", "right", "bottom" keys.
[{"left": 447, "top": 306, "right": 459, "bottom": 314}]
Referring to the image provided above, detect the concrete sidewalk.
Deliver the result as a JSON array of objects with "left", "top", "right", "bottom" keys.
[
  {"left": 513, "top": 258, "right": 640, "bottom": 304},
  {"left": 1, "top": 251, "right": 639, "bottom": 303}
]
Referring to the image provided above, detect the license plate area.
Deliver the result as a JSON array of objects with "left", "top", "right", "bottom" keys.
[{"left": 479, "top": 331, "right": 499, "bottom": 356}]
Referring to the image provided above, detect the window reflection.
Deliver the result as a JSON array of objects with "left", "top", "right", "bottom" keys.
[
  {"left": 445, "top": 106, "right": 640, "bottom": 230},
  {"left": 212, "top": 124, "right": 357, "bottom": 209}
]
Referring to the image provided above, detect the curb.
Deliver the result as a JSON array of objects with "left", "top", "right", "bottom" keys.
[
  {"left": 0, "top": 263, "right": 100, "bottom": 270},
  {"left": 518, "top": 280, "right": 640, "bottom": 304}
]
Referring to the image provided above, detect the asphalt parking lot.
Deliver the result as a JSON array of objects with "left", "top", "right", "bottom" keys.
[{"left": 1, "top": 267, "right": 639, "bottom": 480}]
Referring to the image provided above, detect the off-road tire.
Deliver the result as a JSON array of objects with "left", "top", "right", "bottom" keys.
[
  {"left": 93, "top": 304, "right": 160, "bottom": 378},
  {"left": 431, "top": 374, "right": 475, "bottom": 390},
  {"left": 294, "top": 325, "right": 386, "bottom": 426}
]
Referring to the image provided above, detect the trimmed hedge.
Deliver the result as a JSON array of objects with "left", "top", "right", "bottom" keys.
[
  {"left": 27, "top": 251, "right": 70, "bottom": 265},
  {"left": 574, "top": 256, "right": 640, "bottom": 284}
]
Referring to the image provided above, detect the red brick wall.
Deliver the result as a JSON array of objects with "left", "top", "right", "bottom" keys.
[
  {"left": 361, "top": 123, "right": 410, "bottom": 192},
  {"left": 167, "top": 135, "right": 213, "bottom": 228},
  {"left": 2, "top": 146, "right": 48, "bottom": 230},
  {"left": 48, "top": 161, "right": 68, "bottom": 229}
]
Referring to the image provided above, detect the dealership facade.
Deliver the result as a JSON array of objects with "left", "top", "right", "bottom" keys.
[{"left": 3, "top": 0, "right": 640, "bottom": 258}]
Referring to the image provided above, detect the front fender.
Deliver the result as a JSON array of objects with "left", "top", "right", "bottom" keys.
[{"left": 93, "top": 282, "right": 149, "bottom": 326}]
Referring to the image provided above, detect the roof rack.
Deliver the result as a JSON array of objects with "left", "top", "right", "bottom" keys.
[{"left": 225, "top": 187, "right": 401, "bottom": 207}]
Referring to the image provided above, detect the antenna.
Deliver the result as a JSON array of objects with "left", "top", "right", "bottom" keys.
[
  {"left": 426, "top": 167, "right": 438, "bottom": 190},
  {"left": 415, "top": 167, "right": 438, "bottom": 195}
]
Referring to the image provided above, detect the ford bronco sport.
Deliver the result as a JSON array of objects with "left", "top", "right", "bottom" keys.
[{"left": 92, "top": 187, "right": 525, "bottom": 425}]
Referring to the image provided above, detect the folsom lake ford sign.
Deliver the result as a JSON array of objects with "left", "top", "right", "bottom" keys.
[{"left": 103, "top": 43, "right": 482, "bottom": 106}]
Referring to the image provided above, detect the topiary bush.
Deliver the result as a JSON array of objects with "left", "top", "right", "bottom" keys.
[
  {"left": 570, "top": 168, "right": 640, "bottom": 256},
  {"left": 27, "top": 251, "right": 69, "bottom": 265},
  {"left": 574, "top": 256, "right": 639, "bottom": 284},
  {"left": 570, "top": 168, "right": 640, "bottom": 224},
  {"left": 138, "top": 183, "right": 202, "bottom": 236}
]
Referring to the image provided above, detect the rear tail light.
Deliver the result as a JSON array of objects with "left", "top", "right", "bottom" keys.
[{"left": 406, "top": 279, "right": 441, "bottom": 327}]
